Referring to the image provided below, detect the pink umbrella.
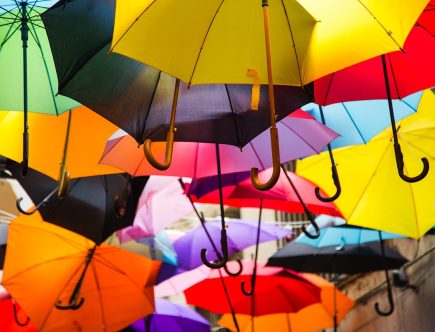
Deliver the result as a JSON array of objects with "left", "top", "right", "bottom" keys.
[
  {"left": 117, "top": 176, "right": 193, "bottom": 240},
  {"left": 99, "top": 110, "right": 339, "bottom": 178}
]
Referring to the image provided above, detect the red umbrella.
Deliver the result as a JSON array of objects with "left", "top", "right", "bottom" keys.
[
  {"left": 184, "top": 260, "right": 321, "bottom": 316},
  {"left": 187, "top": 168, "right": 342, "bottom": 217},
  {"left": 314, "top": 1, "right": 435, "bottom": 104}
]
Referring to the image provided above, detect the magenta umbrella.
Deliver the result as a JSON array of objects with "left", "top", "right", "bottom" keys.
[
  {"left": 99, "top": 110, "right": 339, "bottom": 178},
  {"left": 116, "top": 176, "right": 193, "bottom": 240}
]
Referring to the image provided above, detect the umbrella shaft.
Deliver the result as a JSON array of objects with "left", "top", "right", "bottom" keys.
[{"left": 20, "top": 2, "right": 29, "bottom": 130}]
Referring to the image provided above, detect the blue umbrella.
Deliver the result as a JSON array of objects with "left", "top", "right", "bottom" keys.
[{"left": 295, "top": 225, "right": 404, "bottom": 248}]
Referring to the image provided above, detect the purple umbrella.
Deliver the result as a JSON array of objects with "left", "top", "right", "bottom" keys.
[
  {"left": 173, "top": 218, "right": 292, "bottom": 271},
  {"left": 123, "top": 299, "right": 210, "bottom": 332}
]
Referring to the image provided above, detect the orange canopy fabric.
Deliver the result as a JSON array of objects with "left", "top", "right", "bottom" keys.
[
  {"left": 2, "top": 213, "right": 161, "bottom": 332},
  {"left": 219, "top": 273, "right": 354, "bottom": 332},
  {"left": 0, "top": 107, "right": 121, "bottom": 180}
]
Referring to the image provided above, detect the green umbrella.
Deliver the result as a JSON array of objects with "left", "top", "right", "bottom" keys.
[{"left": 0, "top": 0, "right": 79, "bottom": 175}]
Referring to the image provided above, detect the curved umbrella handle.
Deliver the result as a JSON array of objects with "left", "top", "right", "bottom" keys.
[
  {"left": 200, "top": 229, "right": 229, "bottom": 269},
  {"left": 394, "top": 142, "right": 429, "bottom": 183},
  {"left": 301, "top": 212, "right": 320, "bottom": 239},
  {"left": 250, "top": 127, "right": 281, "bottom": 191},
  {"left": 315, "top": 163, "right": 341, "bottom": 202},
  {"left": 12, "top": 300, "right": 30, "bottom": 326},
  {"left": 143, "top": 130, "right": 175, "bottom": 171},
  {"left": 16, "top": 187, "right": 58, "bottom": 215},
  {"left": 223, "top": 259, "right": 243, "bottom": 277},
  {"left": 241, "top": 276, "right": 256, "bottom": 296},
  {"left": 55, "top": 298, "right": 85, "bottom": 311},
  {"left": 374, "top": 281, "right": 395, "bottom": 316},
  {"left": 143, "top": 78, "right": 180, "bottom": 171}
]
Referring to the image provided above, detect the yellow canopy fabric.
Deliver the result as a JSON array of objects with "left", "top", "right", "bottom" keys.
[
  {"left": 296, "top": 90, "right": 435, "bottom": 239},
  {"left": 219, "top": 273, "right": 354, "bottom": 332},
  {"left": 2, "top": 213, "right": 161, "bottom": 332},
  {"left": 0, "top": 107, "right": 121, "bottom": 180},
  {"left": 111, "top": 0, "right": 427, "bottom": 86}
]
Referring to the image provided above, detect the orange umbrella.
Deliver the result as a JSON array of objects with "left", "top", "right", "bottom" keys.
[
  {"left": 219, "top": 273, "right": 354, "bottom": 332},
  {"left": 2, "top": 213, "right": 161, "bottom": 332}
]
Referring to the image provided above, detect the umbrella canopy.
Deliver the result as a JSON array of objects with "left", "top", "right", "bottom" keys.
[
  {"left": 302, "top": 91, "right": 422, "bottom": 149},
  {"left": 2, "top": 213, "right": 161, "bottom": 332},
  {"left": 41, "top": 0, "right": 311, "bottom": 147},
  {"left": 5, "top": 160, "right": 147, "bottom": 244},
  {"left": 184, "top": 261, "right": 321, "bottom": 316},
  {"left": 0, "top": 298, "right": 37, "bottom": 332},
  {"left": 123, "top": 299, "right": 210, "bottom": 332},
  {"left": 266, "top": 241, "right": 407, "bottom": 274},
  {"left": 0, "top": 107, "right": 122, "bottom": 180},
  {"left": 173, "top": 218, "right": 291, "bottom": 271},
  {"left": 99, "top": 109, "right": 339, "bottom": 177},
  {"left": 116, "top": 176, "right": 193, "bottom": 240},
  {"left": 111, "top": 0, "right": 426, "bottom": 86},
  {"left": 219, "top": 273, "right": 355, "bottom": 332},
  {"left": 296, "top": 89, "right": 435, "bottom": 238},
  {"left": 295, "top": 225, "right": 405, "bottom": 248},
  {"left": 314, "top": 2, "right": 435, "bottom": 104},
  {"left": 187, "top": 168, "right": 342, "bottom": 217}
]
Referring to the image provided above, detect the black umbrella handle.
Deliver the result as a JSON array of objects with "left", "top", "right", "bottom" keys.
[
  {"left": 301, "top": 212, "right": 320, "bottom": 239},
  {"left": 12, "top": 300, "right": 30, "bottom": 326},
  {"left": 16, "top": 187, "right": 59, "bottom": 215},
  {"left": 200, "top": 229, "right": 229, "bottom": 268},
  {"left": 315, "top": 161, "right": 341, "bottom": 202},
  {"left": 224, "top": 259, "right": 243, "bottom": 277}
]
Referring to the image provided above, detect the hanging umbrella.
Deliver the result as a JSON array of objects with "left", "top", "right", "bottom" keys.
[
  {"left": 122, "top": 299, "right": 210, "bottom": 332},
  {"left": 0, "top": 297, "right": 36, "bottom": 332},
  {"left": 184, "top": 260, "right": 321, "bottom": 316},
  {"left": 2, "top": 213, "right": 161, "bottom": 332},
  {"left": 218, "top": 273, "right": 355, "bottom": 332},
  {"left": 106, "top": 231, "right": 178, "bottom": 266},
  {"left": 111, "top": 0, "right": 427, "bottom": 189},
  {"left": 99, "top": 109, "right": 339, "bottom": 178},
  {"left": 296, "top": 89, "right": 435, "bottom": 239},
  {"left": 0, "top": 0, "right": 80, "bottom": 175},
  {"left": 5, "top": 159, "right": 148, "bottom": 244},
  {"left": 41, "top": 0, "right": 312, "bottom": 176},
  {"left": 116, "top": 176, "right": 193, "bottom": 240},
  {"left": 173, "top": 218, "right": 291, "bottom": 271},
  {"left": 187, "top": 168, "right": 342, "bottom": 217},
  {"left": 0, "top": 107, "right": 122, "bottom": 181}
]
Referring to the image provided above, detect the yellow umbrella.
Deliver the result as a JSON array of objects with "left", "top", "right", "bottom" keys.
[
  {"left": 296, "top": 89, "right": 435, "bottom": 239},
  {"left": 111, "top": 0, "right": 427, "bottom": 190},
  {"left": 218, "top": 273, "right": 355, "bottom": 332},
  {"left": 0, "top": 107, "right": 121, "bottom": 193}
]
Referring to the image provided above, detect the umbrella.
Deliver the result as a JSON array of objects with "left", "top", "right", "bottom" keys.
[
  {"left": 106, "top": 231, "right": 178, "bottom": 266},
  {"left": 116, "top": 176, "right": 193, "bottom": 240},
  {"left": 122, "top": 299, "right": 210, "bottom": 332},
  {"left": 0, "top": 107, "right": 122, "bottom": 182},
  {"left": 296, "top": 89, "right": 435, "bottom": 239},
  {"left": 99, "top": 109, "right": 339, "bottom": 178},
  {"left": 184, "top": 260, "right": 321, "bottom": 316},
  {"left": 111, "top": 0, "right": 426, "bottom": 188},
  {"left": 173, "top": 218, "right": 291, "bottom": 271},
  {"left": 0, "top": 298, "right": 36, "bottom": 332},
  {"left": 0, "top": 0, "right": 79, "bottom": 174},
  {"left": 41, "top": 0, "right": 312, "bottom": 175},
  {"left": 218, "top": 273, "right": 355, "bottom": 332},
  {"left": 2, "top": 213, "right": 161, "bottom": 332},
  {"left": 5, "top": 159, "right": 147, "bottom": 244}
]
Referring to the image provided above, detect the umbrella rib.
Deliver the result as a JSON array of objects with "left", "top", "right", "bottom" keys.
[
  {"left": 355, "top": 0, "right": 403, "bottom": 51},
  {"left": 346, "top": 141, "right": 391, "bottom": 221},
  {"left": 193, "top": 142, "right": 200, "bottom": 178},
  {"left": 224, "top": 84, "right": 243, "bottom": 148},
  {"left": 187, "top": 0, "right": 225, "bottom": 86},
  {"left": 138, "top": 71, "right": 162, "bottom": 143},
  {"left": 0, "top": 20, "right": 20, "bottom": 50},
  {"left": 28, "top": 18, "right": 61, "bottom": 115},
  {"left": 0, "top": 6, "right": 20, "bottom": 19},
  {"left": 249, "top": 141, "right": 266, "bottom": 171},
  {"left": 400, "top": 136, "right": 435, "bottom": 158},
  {"left": 281, "top": 120, "right": 319, "bottom": 155},
  {"left": 279, "top": 0, "right": 304, "bottom": 86},
  {"left": 90, "top": 260, "right": 107, "bottom": 331},
  {"left": 341, "top": 102, "right": 367, "bottom": 144}
]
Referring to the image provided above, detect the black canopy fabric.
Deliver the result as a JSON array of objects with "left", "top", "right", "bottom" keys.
[
  {"left": 266, "top": 242, "right": 408, "bottom": 274},
  {"left": 41, "top": 0, "right": 313, "bottom": 147},
  {"left": 5, "top": 160, "right": 147, "bottom": 244}
]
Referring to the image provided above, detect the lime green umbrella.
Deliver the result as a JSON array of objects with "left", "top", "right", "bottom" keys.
[{"left": 0, "top": 1, "right": 79, "bottom": 174}]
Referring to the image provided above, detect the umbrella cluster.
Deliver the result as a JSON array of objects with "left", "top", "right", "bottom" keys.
[{"left": 0, "top": 0, "right": 433, "bottom": 331}]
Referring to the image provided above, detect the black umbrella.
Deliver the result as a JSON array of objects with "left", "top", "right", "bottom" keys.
[
  {"left": 41, "top": 0, "right": 312, "bottom": 188},
  {"left": 4, "top": 160, "right": 147, "bottom": 244}
]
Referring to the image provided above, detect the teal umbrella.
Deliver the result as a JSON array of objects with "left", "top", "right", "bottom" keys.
[{"left": 0, "top": 1, "right": 79, "bottom": 174}]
